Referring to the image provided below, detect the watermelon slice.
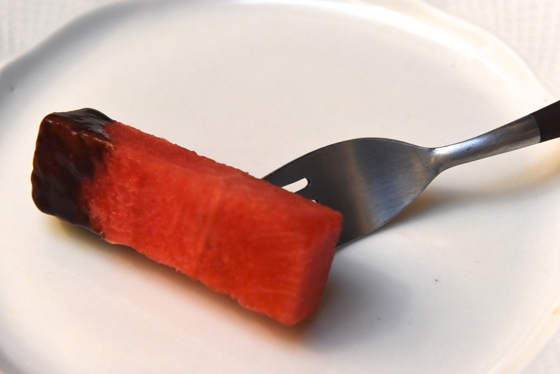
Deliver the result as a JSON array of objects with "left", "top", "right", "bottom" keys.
[{"left": 31, "top": 109, "right": 342, "bottom": 326}]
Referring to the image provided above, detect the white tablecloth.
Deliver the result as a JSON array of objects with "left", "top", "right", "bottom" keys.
[{"left": 1, "top": 0, "right": 559, "bottom": 372}]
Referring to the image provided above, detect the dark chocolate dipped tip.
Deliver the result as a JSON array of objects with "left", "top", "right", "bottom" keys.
[{"left": 31, "top": 108, "right": 116, "bottom": 230}]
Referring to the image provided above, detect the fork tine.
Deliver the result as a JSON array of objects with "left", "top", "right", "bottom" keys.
[
  {"left": 263, "top": 161, "right": 309, "bottom": 188},
  {"left": 294, "top": 185, "right": 315, "bottom": 201}
]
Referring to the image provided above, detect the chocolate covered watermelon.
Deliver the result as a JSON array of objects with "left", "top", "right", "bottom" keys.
[{"left": 31, "top": 109, "right": 342, "bottom": 325}]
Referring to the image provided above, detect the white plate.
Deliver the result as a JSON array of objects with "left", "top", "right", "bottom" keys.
[{"left": 1, "top": 0, "right": 559, "bottom": 373}]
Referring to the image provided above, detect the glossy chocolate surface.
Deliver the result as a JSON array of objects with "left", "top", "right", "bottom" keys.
[{"left": 31, "top": 108, "right": 115, "bottom": 230}]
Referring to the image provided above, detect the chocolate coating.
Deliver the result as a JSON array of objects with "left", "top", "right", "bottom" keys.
[{"left": 31, "top": 108, "right": 115, "bottom": 230}]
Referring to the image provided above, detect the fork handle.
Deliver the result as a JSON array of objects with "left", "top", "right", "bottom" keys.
[
  {"left": 434, "top": 100, "right": 560, "bottom": 171},
  {"left": 532, "top": 100, "right": 560, "bottom": 142}
]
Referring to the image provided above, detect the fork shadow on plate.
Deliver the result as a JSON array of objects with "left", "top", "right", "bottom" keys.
[
  {"left": 298, "top": 256, "right": 412, "bottom": 351},
  {"left": 0, "top": 351, "right": 27, "bottom": 374}
]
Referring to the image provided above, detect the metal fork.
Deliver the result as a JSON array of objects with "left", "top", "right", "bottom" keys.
[{"left": 264, "top": 101, "right": 560, "bottom": 247}]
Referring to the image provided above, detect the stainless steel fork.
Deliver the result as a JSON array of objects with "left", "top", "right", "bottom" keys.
[{"left": 264, "top": 101, "right": 560, "bottom": 247}]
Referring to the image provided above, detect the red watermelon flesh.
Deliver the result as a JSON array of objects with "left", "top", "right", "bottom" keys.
[{"left": 31, "top": 109, "right": 342, "bottom": 326}]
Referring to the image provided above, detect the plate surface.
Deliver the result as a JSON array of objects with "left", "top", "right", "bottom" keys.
[{"left": 1, "top": 0, "right": 559, "bottom": 373}]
